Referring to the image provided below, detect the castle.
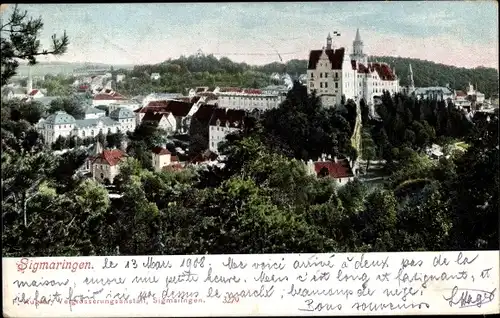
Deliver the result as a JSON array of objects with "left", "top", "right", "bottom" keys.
[{"left": 307, "top": 29, "right": 400, "bottom": 109}]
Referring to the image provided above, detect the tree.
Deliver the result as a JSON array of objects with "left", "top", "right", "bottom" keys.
[
  {"left": 48, "top": 98, "right": 85, "bottom": 119},
  {"left": 1, "top": 4, "right": 69, "bottom": 85}
]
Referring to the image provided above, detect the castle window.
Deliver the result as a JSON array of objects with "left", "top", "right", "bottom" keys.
[
  {"left": 324, "top": 82, "right": 328, "bottom": 88},
  {"left": 320, "top": 82, "right": 323, "bottom": 88},
  {"left": 325, "top": 73, "right": 328, "bottom": 78},
  {"left": 335, "top": 82, "right": 338, "bottom": 89},
  {"left": 320, "top": 73, "right": 323, "bottom": 78}
]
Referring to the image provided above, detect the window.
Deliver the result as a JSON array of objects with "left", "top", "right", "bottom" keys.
[
  {"left": 324, "top": 82, "right": 328, "bottom": 88},
  {"left": 310, "top": 73, "right": 314, "bottom": 78},
  {"left": 320, "top": 73, "right": 323, "bottom": 78},
  {"left": 335, "top": 82, "right": 338, "bottom": 89},
  {"left": 320, "top": 82, "right": 323, "bottom": 88},
  {"left": 325, "top": 73, "right": 328, "bottom": 78}
]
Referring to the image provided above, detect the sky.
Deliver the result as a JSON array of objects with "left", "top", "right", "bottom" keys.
[{"left": 1, "top": 2, "right": 498, "bottom": 69}]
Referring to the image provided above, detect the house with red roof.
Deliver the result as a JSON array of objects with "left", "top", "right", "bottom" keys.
[
  {"left": 306, "top": 156, "right": 356, "bottom": 185},
  {"left": 307, "top": 30, "right": 400, "bottom": 109},
  {"left": 28, "top": 89, "right": 44, "bottom": 98},
  {"left": 92, "top": 149, "right": 127, "bottom": 184},
  {"left": 151, "top": 147, "right": 182, "bottom": 172}
]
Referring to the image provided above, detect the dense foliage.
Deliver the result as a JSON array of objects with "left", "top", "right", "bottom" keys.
[{"left": 2, "top": 83, "right": 498, "bottom": 257}]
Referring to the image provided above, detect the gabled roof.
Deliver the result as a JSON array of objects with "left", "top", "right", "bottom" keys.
[
  {"left": 369, "top": 63, "right": 396, "bottom": 81},
  {"left": 95, "top": 149, "right": 126, "bottom": 166},
  {"left": 193, "top": 104, "right": 216, "bottom": 122},
  {"left": 313, "top": 159, "right": 354, "bottom": 178},
  {"left": 209, "top": 108, "right": 245, "bottom": 128},
  {"left": 308, "top": 48, "right": 345, "bottom": 70},
  {"left": 152, "top": 147, "right": 171, "bottom": 155},
  {"left": 29, "top": 89, "right": 40, "bottom": 96},
  {"left": 142, "top": 112, "right": 167, "bottom": 123}
]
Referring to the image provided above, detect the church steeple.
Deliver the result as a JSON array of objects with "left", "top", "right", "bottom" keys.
[{"left": 326, "top": 33, "right": 332, "bottom": 50}]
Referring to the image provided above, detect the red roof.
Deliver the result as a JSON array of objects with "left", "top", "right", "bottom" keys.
[
  {"left": 313, "top": 159, "right": 354, "bottom": 178},
  {"left": 28, "top": 89, "right": 39, "bottom": 96},
  {"left": 93, "top": 92, "right": 127, "bottom": 101},
  {"left": 78, "top": 85, "right": 89, "bottom": 91},
  {"left": 308, "top": 48, "right": 345, "bottom": 70},
  {"left": 369, "top": 63, "right": 396, "bottom": 81},
  {"left": 152, "top": 147, "right": 171, "bottom": 155},
  {"left": 95, "top": 149, "right": 126, "bottom": 166}
]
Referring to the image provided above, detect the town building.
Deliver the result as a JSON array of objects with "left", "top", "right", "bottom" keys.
[
  {"left": 217, "top": 88, "right": 286, "bottom": 111},
  {"left": 37, "top": 108, "right": 136, "bottom": 145},
  {"left": 141, "top": 112, "right": 177, "bottom": 133},
  {"left": 92, "top": 149, "right": 127, "bottom": 184},
  {"left": 307, "top": 30, "right": 400, "bottom": 109},
  {"left": 107, "top": 101, "right": 142, "bottom": 113},
  {"left": 306, "top": 156, "right": 356, "bottom": 186},
  {"left": 151, "top": 147, "right": 182, "bottom": 172},
  {"left": 84, "top": 107, "right": 107, "bottom": 119},
  {"left": 414, "top": 86, "right": 455, "bottom": 102},
  {"left": 134, "top": 100, "right": 194, "bottom": 134},
  {"left": 92, "top": 91, "right": 128, "bottom": 106},
  {"left": 208, "top": 108, "right": 246, "bottom": 153},
  {"left": 116, "top": 74, "right": 126, "bottom": 83},
  {"left": 151, "top": 73, "right": 161, "bottom": 81}
]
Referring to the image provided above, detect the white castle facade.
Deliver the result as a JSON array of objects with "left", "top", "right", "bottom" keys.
[{"left": 307, "top": 29, "right": 400, "bottom": 109}]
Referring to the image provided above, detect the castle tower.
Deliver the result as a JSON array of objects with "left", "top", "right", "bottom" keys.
[
  {"left": 350, "top": 28, "right": 367, "bottom": 64},
  {"left": 326, "top": 33, "right": 332, "bottom": 50},
  {"left": 27, "top": 66, "right": 33, "bottom": 94}
]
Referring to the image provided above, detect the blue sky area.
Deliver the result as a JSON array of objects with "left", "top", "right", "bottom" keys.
[{"left": 1, "top": 2, "right": 498, "bottom": 68}]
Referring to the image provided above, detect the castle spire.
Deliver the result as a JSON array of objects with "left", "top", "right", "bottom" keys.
[
  {"left": 408, "top": 63, "right": 415, "bottom": 93},
  {"left": 326, "top": 33, "right": 332, "bottom": 50},
  {"left": 355, "top": 28, "right": 361, "bottom": 42}
]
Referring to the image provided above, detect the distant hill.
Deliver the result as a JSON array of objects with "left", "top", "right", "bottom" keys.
[{"left": 14, "top": 62, "right": 134, "bottom": 77}]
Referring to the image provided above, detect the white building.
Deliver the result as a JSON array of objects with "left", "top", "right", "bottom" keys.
[
  {"left": 141, "top": 93, "right": 184, "bottom": 107},
  {"left": 37, "top": 111, "right": 76, "bottom": 144},
  {"left": 37, "top": 109, "right": 136, "bottom": 145},
  {"left": 466, "top": 83, "right": 485, "bottom": 105},
  {"left": 414, "top": 86, "right": 455, "bottom": 102},
  {"left": 217, "top": 88, "right": 286, "bottom": 111},
  {"left": 109, "top": 107, "right": 136, "bottom": 132},
  {"left": 116, "top": 74, "right": 126, "bottom": 83},
  {"left": 209, "top": 108, "right": 246, "bottom": 153},
  {"left": 84, "top": 107, "right": 107, "bottom": 119},
  {"left": 151, "top": 73, "right": 161, "bottom": 81},
  {"left": 107, "top": 101, "right": 141, "bottom": 113},
  {"left": 141, "top": 112, "right": 177, "bottom": 134},
  {"left": 307, "top": 30, "right": 400, "bottom": 109},
  {"left": 92, "top": 92, "right": 129, "bottom": 107}
]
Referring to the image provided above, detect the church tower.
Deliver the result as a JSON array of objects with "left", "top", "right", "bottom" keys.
[
  {"left": 326, "top": 33, "right": 332, "bottom": 50},
  {"left": 350, "top": 28, "right": 367, "bottom": 64}
]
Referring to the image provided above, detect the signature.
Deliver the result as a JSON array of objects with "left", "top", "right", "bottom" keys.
[{"left": 442, "top": 286, "right": 496, "bottom": 308}]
